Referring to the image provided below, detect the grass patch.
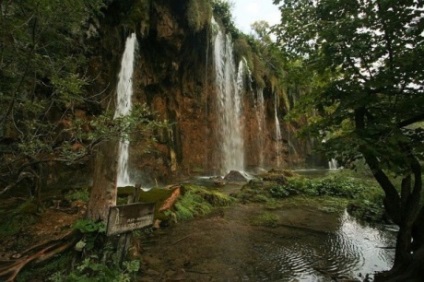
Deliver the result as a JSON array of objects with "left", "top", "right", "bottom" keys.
[
  {"left": 174, "top": 184, "right": 234, "bottom": 221},
  {"left": 264, "top": 199, "right": 283, "bottom": 210},
  {"left": 251, "top": 212, "right": 279, "bottom": 228},
  {"left": 284, "top": 172, "right": 386, "bottom": 223}
]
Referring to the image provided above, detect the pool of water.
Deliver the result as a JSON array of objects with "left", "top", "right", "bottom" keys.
[
  {"left": 140, "top": 172, "right": 396, "bottom": 282},
  {"left": 250, "top": 210, "right": 395, "bottom": 281}
]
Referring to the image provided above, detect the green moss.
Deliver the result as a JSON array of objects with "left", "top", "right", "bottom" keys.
[
  {"left": 118, "top": 185, "right": 234, "bottom": 223},
  {"left": 264, "top": 199, "right": 283, "bottom": 210},
  {"left": 175, "top": 192, "right": 213, "bottom": 221},
  {"left": 173, "top": 184, "right": 234, "bottom": 221},
  {"left": 182, "top": 184, "right": 234, "bottom": 206}
]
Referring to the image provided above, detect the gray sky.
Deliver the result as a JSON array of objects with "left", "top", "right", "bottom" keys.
[{"left": 231, "top": 0, "right": 281, "bottom": 34}]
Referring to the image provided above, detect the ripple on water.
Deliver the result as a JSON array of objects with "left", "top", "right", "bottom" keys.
[{"left": 251, "top": 210, "right": 395, "bottom": 281}]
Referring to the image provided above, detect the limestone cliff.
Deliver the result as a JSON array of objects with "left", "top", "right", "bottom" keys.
[{"left": 89, "top": 0, "right": 312, "bottom": 185}]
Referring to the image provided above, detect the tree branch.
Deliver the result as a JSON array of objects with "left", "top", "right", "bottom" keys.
[{"left": 398, "top": 113, "right": 424, "bottom": 128}]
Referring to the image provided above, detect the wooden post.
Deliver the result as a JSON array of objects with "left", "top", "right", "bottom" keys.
[{"left": 117, "top": 184, "right": 141, "bottom": 264}]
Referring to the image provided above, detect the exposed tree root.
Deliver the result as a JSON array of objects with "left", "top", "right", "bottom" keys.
[
  {"left": 159, "top": 186, "right": 181, "bottom": 212},
  {"left": 0, "top": 230, "right": 80, "bottom": 281}
]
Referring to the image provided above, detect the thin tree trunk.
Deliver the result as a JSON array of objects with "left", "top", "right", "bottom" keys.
[{"left": 87, "top": 140, "right": 118, "bottom": 222}]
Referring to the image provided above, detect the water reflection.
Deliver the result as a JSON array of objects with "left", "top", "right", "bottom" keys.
[{"left": 253, "top": 210, "right": 395, "bottom": 281}]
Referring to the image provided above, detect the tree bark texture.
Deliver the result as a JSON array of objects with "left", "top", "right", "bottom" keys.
[{"left": 87, "top": 141, "right": 118, "bottom": 222}]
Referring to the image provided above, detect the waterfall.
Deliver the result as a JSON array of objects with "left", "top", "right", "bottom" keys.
[
  {"left": 114, "top": 33, "right": 137, "bottom": 186},
  {"left": 274, "top": 92, "right": 282, "bottom": 167},
  {"left": 212, "top": 17, "right": 245, "bottom": 174},
  {"left": 255, "top": 88, "right": 266, "bottom": 167},
  {"left": 329, "top": 158, "right": 339, "bottom": 170}
]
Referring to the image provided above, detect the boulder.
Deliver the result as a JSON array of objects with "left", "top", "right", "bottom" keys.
[{"left": 224, "top": 170, "right": 253, "bottom": 183}]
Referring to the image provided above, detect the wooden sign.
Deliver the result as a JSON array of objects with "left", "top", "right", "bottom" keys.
[{"left": 106, "top": 202, "right": 155, "bottom": 236}]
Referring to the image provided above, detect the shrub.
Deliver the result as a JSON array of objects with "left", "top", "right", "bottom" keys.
[{"left": 187, "top": 0, "right": 212, "bottom": 32}]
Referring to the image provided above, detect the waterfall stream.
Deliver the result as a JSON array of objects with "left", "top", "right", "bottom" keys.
[
  {"left": 114, "top": 33, "right": 137, "bottom": 186},
  {"left": 212, "top": 18, "right": 245, "bottom": 174},
  {"left": 329, "top": 158, "right": 339, "bottom": 170},
  {"left": 274, "top": 92, "right": 282, "bottom": 167}
]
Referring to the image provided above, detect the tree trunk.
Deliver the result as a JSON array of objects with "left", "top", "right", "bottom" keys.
[
  {"left": 412, "top": 207, "right": 424, "bottom": 252},
  {"left": 375, "top": 245, "right": 424, "bottom": 282},
  {"left": 393, "top": 223, "right": 413, "bottom": 269},
  {"left": 87, "top": 141, "right": 118, "bottom": 222}
]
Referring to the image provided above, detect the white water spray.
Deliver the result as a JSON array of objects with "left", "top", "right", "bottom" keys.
[
  {"left": 329, "top": 158, "right": 339, "bottom": 170},
  {"left": 212, "top": 17, "right": 245, "bottom": 174},
  {"left": 114, "top": 33, "right": 137, "bottom": 186}
]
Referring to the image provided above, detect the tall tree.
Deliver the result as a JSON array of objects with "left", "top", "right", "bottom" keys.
[{"left": 273, "top": 0, "right": 424, "bottom": 280}]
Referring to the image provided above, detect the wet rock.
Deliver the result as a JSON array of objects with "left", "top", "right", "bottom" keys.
[
  {"left": 224, "top": 170, "right": 252, "bottom": 182},
  {"left": 211, "top": 176, "right": 225, "bottom": 187}
]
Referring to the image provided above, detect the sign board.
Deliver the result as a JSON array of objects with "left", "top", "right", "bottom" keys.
[{"left": 106, "top": 202, "right": 155, "bottom": 236}]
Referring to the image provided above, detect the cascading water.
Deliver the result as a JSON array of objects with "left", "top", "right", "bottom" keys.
[
  {"left": 212, "top": 17, "right": 245, "bottom": 174},
  {"left": 255, "top": 88, "right": 266, "bottom": 167},
  {"left": 329, "top": 158, "right": 339, "bottom": 170},
  {"left": 114, "top": 33, "right": 137, "bottom": 186},
  {"left": 274, "top": 92, "right": 282, "bottom": 167}
]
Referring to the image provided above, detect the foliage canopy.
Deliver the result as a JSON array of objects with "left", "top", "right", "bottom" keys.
[{"left": 273, "top": 0, "right": 424, "bottom": 277}]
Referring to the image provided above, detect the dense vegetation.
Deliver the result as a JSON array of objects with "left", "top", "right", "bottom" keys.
[{"left": 236, "top": 171, "right": 386, "bottom": 223}]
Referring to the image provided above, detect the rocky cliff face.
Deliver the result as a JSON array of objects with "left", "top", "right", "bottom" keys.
[{"left": 89, "top": 0, "right": 311, "bottom": 185}]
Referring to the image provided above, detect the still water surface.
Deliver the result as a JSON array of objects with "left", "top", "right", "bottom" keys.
[{"left": 249, "top": 210, "right": 395, "bottom": 281}]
